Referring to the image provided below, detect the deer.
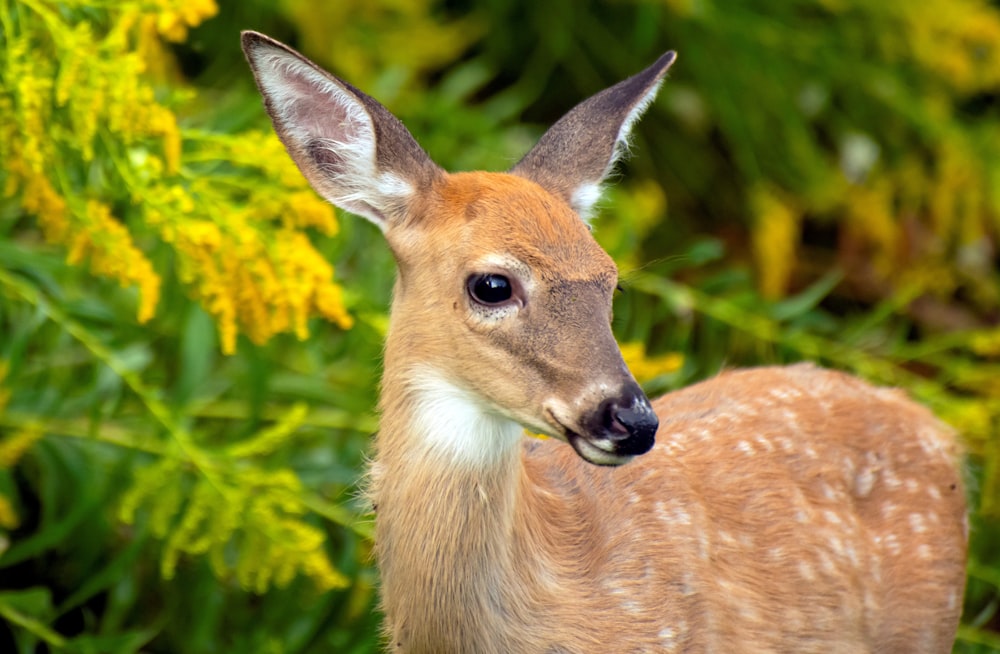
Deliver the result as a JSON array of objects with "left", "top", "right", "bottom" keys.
[{"left": 241, "top": 31, "right": 968, "bottom": 653}]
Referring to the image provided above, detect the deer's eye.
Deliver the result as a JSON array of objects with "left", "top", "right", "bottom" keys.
[{"left": 468, "top": 274, "right": 513, "bottom": 305}]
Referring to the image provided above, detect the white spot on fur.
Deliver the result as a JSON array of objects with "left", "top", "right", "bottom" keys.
[
  {"left": 909, "top": 513, "right": 927, "bottom": 534},
  {"left": 609, "top": 584, "right": 628, "bottom": 597},
  {"left": 753, "top": 435, "right": 775, "bottom": 452},
  {"left": 407, "top": 367, "right": 522, "bottom": 467},
  {"left": 781, "top": 408, "right": 801, "bottom": 430},
  {"left": 736, "top": 440, "right": 754, "bottom": 455},
  {"left": 739, "top": 604, "right": 760, "bottom": 622},
  {"left": 655, "top": 500, "right": 691, "bottom": 526},
  {"left": 844, "top": 543, "right": 860, "bottom": 567},
  {"left": 854, "top": 466, "right": 876, "bottom": 497},
  {"left": 659, "top": 626, "right": 678, "bottom": 652},
  {"left": 863, "top": 589, "right": 878, "bottom": 612},
  {"left": 698, "top": 533, "right": 710, "bottom": 560},
  {"left": 915, "top": 425, "right": 950, "bottom": 458},
  {"left": 916, "top": 543, "right": 932, "bottom": 560},
  {"left": 883, "top": 466, "right": 902, "bottom": 489},
  {"left": 658, "top": 438, "right": 684, "bottom": 456},
  {"left": 818, "top": 551, "right": 837, "bottom": 575},
  {"left": 680, "top": 572, "right": 696, "bottom": 597},
  {"left": 928, "top": 485, "right": 942, "bottom": 500},
  {"left": 769, "top": 387, "right": 802, "bottom": 401}
]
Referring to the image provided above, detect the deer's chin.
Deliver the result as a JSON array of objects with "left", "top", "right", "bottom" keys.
[{"left": 566, "top": 432, "right": 637, "bottom": 467}]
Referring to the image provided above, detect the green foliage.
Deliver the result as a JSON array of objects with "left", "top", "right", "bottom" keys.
[{"left": 1, "top": 0, "right": 999, "bottom": 652}]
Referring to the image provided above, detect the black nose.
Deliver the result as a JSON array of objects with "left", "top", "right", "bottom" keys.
[{"left": 586, "top": 385, "right": 658, "bottom": 456}]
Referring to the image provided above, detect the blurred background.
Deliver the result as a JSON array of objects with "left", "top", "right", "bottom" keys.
[{"left": 1, "top": 0, "right": 999, "bottom": 651}]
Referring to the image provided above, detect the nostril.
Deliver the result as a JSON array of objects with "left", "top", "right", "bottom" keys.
[
  {"left": 600, "top": 400, "right": 658, "bottom": 443},
  {"left": 603, "top": 404, "right": 630, "bottom": 437}
]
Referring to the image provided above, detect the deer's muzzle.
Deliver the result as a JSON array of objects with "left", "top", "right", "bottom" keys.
[{"left": 565, "top": 382, "right": 658, "bottom": 466}]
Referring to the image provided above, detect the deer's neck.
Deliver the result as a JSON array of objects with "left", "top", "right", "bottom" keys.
[{"left": 369, "top": 365, "right": 544, "bottom": 652}]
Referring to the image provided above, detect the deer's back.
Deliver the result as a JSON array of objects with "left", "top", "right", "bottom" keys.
[{"left": 522, "top": 364, "right": 967, "bottom": 653}]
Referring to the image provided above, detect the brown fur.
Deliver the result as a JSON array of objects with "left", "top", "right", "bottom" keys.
[
  {"left": 369, "top": 173, "right": 967, "bottom": 653},
  {"left": 372, "top": 360, "right": 966, "bottom": 653},
  {"left": 241, "top": 32, "right": 968, "bottom": 653}
]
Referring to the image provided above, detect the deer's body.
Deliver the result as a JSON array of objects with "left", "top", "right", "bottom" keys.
[
  {"left": 374, "top": 361, "right": 966, "bottom": 653},
  {"left": 242, "top": 33, "right": 968, "bottom": 653}
]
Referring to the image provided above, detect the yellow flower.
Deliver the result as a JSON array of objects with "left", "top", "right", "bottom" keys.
[
  {"left": 284, "top": 191, "right": 339, "bottom": 235},
  {"left": 620, "top": 342, "right": 684, "bottom": 383},
  {"left": 3, "top": 1, "right": 354, "bottom": 354},
  {"left": 0, "top": 426, "right": 43, "bottom": 469},
  {"left": 0, "top": 496, "right": 20, "bottom": 530},
  {"left": 750, "top": 185, "right": 799, "bottom": 299},
  {"left": 938, "top": 400, "right": 993, "bottom": 442},
  {"left": 843, "top": 178, "right": 899, "bottom": 279},
  {"left": 58, "top": 200, "right": 163, "bottom": 324},
  {"left": 147, "top": 106, "right": 183, "bottom": 174},
  {"left": 971, "top": 329, "right": 1000, "bottom": 357},
  {"left": 154, "top": 0, "right": 219, "bottom": 42}
]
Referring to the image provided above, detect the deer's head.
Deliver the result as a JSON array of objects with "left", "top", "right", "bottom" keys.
[{"left": 242, "top": 32, "right": 675, "bottom": 466}]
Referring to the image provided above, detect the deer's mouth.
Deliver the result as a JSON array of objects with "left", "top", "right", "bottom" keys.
[
  {"left": 545, "top": 388, "right": 658, "bottom": 467},
  {"left": 546, "top": 410, "right": 638, "bottom": 466},
  {"left": 566, "top": 430, "right": 637, "bottom": 467}
]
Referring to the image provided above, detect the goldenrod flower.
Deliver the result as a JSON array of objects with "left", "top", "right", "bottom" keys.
[
  {"left": 750, "top": 185, "right": 799, "bottom": 300},
  {"left": 0, "top": 427, "right": 43, "bottom": 470},
  {"left": 153, "top": 0, "right": 218, "bottom": 42},
  {"left": 620, "top": 342, "right": 683, "bottom": 383},
  {"left": 0, "top": 496, "right": 20, "bottom": 530}
]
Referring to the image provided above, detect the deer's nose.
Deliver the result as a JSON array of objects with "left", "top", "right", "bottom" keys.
[{"left": 586, "top": 384, "right": 658, "bottom": 456}]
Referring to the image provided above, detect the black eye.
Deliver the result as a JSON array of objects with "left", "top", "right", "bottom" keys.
[{"left": 468, "top": 274, "right": 513, "bottom": 305}]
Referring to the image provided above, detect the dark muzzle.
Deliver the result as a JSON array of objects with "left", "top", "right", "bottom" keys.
[{"left": 570, "top": 382, "right": 658, "bottom": 465}]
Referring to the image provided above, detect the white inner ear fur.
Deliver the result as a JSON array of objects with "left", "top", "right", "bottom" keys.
[
  {"left": 250, "top": 46, "right": 413, "bottom": 229},
  {"left": 405, "top": 367, "right": 523, "bottom": 468},
  {"left": 571, "top": 79, "right": 666, "bottom": 222},
  {"left": 570, "top": 183, "right": 604, "bottom": 223}
]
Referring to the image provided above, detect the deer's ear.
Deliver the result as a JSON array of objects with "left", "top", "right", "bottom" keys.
[
  {"left": 241, "top": 31, "right": 442, "bottom": 232},
  {"left": 511, "top": 52, "right": 676, "bottom": 222}
]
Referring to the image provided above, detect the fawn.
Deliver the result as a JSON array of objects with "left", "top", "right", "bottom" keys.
[{"left": 242, "top": 31, "right": 968, "bottom": 653}]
